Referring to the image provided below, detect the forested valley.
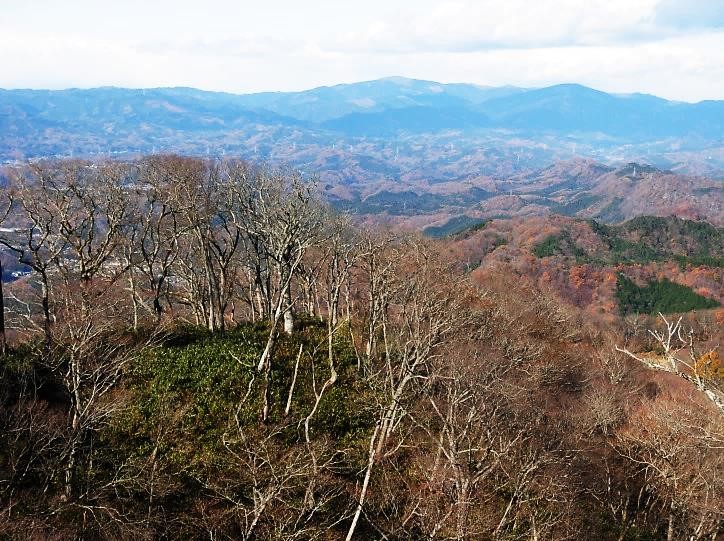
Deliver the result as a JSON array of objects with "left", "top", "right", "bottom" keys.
[{"left": 0, "top": 156, "right": 722, "bottom": 540}]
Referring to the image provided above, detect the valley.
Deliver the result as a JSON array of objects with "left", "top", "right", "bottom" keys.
[{"left": 0, "top": 78, "right": 722, "bottom": 541}]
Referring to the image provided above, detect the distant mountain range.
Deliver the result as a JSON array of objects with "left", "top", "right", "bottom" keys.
[
  {"left": 3, "top": 77, "right": 724, "bottom": 136},
  {"left": 2, "top": 78, "right": 724, "bottom": 216},
  {"left": 333, "top": 157, "right": 723, "bottom": 229},
  {"left": 2, "top": 77, "right": 723, "bottom": 160},
  {"left": 227, "top": 77, "right": 526, "bottom": 122},
  {"left": 234, "top": 78, "right": 724, "bottom": 139}
]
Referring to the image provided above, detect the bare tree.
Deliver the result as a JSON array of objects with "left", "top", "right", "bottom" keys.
[
  {"left": 410, "top": 356, "right": 524, "bottom": 539},
  {"left": 124, "top": 158, "right": 188, "bottom": 325},
  {"left": 0, "top": 163, "right": 69, "bottom": 346},
  {"left": 350, "top": 231, "right": 396, "bottom": 371},
  {"left": 616, "top": 313, "right": 724, "bottom": 414},
  {"left": 614, "top": 401, "right": 724, "bottom": 541},
  {"left": 0, "top": 259, "right": 6, "bottom": 355},
  {"left": 301, "top": 217, "right": 359, "bottom": 437},
  {"left": 229, "top": 163, "right": 326, "bottom": 421},
  {"left": 192, "top": 423, "right": 343, "bottom": 540},
  {"left": 346, "top": 241, "right": 469, "bottom": 540}
]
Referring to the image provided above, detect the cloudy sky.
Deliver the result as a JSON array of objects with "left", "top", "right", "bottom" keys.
[{"left": 1, "top": 0, "right": 722, "bottom": 101}]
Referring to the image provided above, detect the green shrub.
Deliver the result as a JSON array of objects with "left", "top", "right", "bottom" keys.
[
  {"left": 533, "top": 230, "right": 585, "bottom": 258},
  {"left": 616, "top": 274, "right": 719, "bottom": 315}
]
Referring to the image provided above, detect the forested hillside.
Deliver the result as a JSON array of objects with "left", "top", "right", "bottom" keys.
[
  {"left": 0, "top": 157, "right": 722, "bottom": 540},
  {"left": 442, "top": 215, "right": 723, "bottom": 323}
]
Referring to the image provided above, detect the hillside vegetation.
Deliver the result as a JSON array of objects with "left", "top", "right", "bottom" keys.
[
  {"left": 444, "top": 214, "right": 723, "bottom": 321},
  {"left": 589, "top": 216, "right": 723, "bottom": 267},
  {"left": 616, "top": 274, "right": 719, "bottom": 315},
  {"left": 0, "top": 157, "right": 722, "bottom": 540},
  {"left": 3, "top": 80, "right": 724, "bottom": 229}
]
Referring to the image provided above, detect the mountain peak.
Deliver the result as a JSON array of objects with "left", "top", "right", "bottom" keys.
[
  {"left": 614, "top": 162, "right": 662, "bottom": 177},
  {"left": 378, "top": 76, "right": 417, "bottom": 85}
]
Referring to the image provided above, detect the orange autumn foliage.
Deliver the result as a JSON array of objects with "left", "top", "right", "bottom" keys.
[{"left": 695, "top": 351, "right": 724, "bottom": 383}]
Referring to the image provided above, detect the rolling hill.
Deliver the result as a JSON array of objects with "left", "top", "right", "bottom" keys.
[
  {"left": 441, "top": 214, "right": 723, "bottom": 320},
  {"left": 2, "top": 77, "right": 723, "bottom": 163},
  {"left": 2, "top": 79, "right": 722, "bottom": 228}
]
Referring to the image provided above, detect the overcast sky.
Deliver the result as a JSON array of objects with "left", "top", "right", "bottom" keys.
[{"left": 1, "top": 0, "right": 723, "bottom": 101}]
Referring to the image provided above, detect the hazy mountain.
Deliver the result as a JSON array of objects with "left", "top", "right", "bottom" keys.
[
  {"left": 1, "top": 78, "right": 723, "bottom": 178},
  {"left": 477, "top": 83, "right": 724, "bottom": 137},
  {"left": 0, "top": 87, "right": 300, "bottom": 132},
  {"left": 229, "top": 77, "right": 526, "bottom": 121},
  {"left": 0, "top": 87, "right": 305, "bottom": 159},
  {"left": 341, "top": 158, "right": 723, "bottom": 228},
  {"left": 321, "top": 105, "right": 492, "bottom": 136},
  {"left": 2, "top": 77, "right": 722, "bottom": 142}
]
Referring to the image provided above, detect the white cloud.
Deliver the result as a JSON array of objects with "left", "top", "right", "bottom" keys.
[
  {"left": 0, "top": 0, "right": 722, "bottom": 101},
  {"left": 332, "top": 0, "right": 663, "bottom": 53}
]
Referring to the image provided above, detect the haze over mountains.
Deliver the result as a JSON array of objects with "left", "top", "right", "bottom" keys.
[
  {"left": 2, "top": 77, "right": 723, "bottom": 167},
  {"left": 2, "top": 77, "right": 723, "bottom": 228},
  {"left": 4, "top": 0, "right": 724, "bottom": 537}
]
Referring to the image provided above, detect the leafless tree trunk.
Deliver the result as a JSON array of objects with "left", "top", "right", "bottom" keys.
[
  {"left": 346, "top": 242, "right": 467, "bottom": 540},
  {"left": 0, "top": 260, "right": 6, "bottom": 355},
  {"left": 616, "top": 313, "right": 724, "bottom": 415}
]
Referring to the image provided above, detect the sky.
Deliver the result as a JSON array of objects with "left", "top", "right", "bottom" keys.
[{"left": 1, "top": 0, "right": 723, "bottom": 101}]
